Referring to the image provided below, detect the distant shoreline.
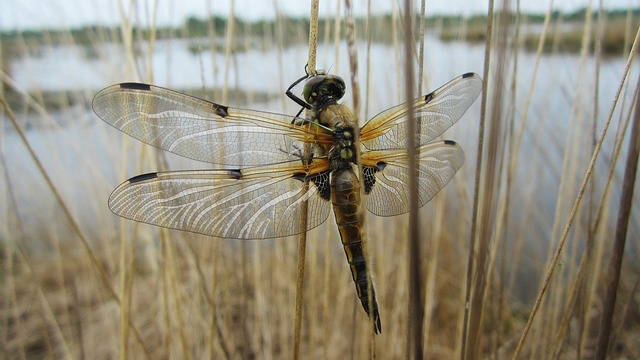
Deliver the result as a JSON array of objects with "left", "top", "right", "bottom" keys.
[{"left": 1, "top": 7, "right": 637, "bottom": 57}]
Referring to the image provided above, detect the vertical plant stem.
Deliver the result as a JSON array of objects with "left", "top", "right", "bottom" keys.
[
  {"left": 164, "top": 234, "right": 192, "bottom": 360},
  {"left": 400, "top": 0, "right": 423, "bottom": 358},
  {"left": 468, "top": 1, "right": 509, "bottom": 357},
  {"left": 417, "top": 0, "right": 426, "bottom": 95},
  {"left": 0, "top": 94, "right": 154, "bottom": 358},
  {"left": 364, "top": 0, "right": 372, "bottom": 122},
  {"left": 594, "top": 70, "right": 640, "bottom": 359},
  {"left": 222, "top": 0, "right": 235, "bottom": 104},
  {"left": 512, "top": 23, "right": 640, "bottom": 360},
  {"left": 461, "top": 0, "right": 494, "bottom": 358},
  {"left": 293, "top": 2, "right": 319, "bottom": 358},
  {"left": 307, "top": 0, "right": 319, "bottom": 73}
]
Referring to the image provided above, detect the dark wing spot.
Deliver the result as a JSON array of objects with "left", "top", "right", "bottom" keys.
[
  {"left": 215, "top": 105, "right": 229, "bottom": 117},
  {"left": 444, "top": 140, "right": 457, "bottom": 146},
  {"left": 293, "top": 172, "right": 331, "bottom": 200},
  {"left": 120, "top": 83, "right": 151, "bottom": 91},
  {"left": 129, "top": 172, "right": 158, "bottom": 183},
  {"left": 363, "top": 162, "right": 387, "bottom": 194},
  {"left": 462, "top": 72, "right": 475, "bottom": 79},
  {"left": 228, "top": 169, "right": 242, "bottom": 179},
  {"left": 424, "top": 92, "right": 435, "bottom": 103},
  {"left": 313, "top": 172, "right": 331, "bottom": 200}
]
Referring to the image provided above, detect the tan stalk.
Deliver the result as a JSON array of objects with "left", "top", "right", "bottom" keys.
[
  {"left": 0, "top": 93, "right": 153, "bottom": 358},
  {"left": 460, "top": 0, "right": 494, "bottom": 358},
  {"left": 512, "top": 23, "right": 640, "bottom": 360},
  {"left": 593, "top": 63, "right": 640, "bottom": 360},
  {"left": 293, "top": 2, "right": 319, "bottom": 358}
]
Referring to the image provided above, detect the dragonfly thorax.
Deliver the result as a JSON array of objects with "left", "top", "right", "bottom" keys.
[
  {"left": 328, "top": 126, "right": 358, "bottom": 171},
  {"left": 314, "top": 102, "right": 359, "bottom": 171}
]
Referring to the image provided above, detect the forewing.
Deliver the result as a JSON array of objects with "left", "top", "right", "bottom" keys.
[
  {"left": 93, "top": 83, "right": 332, "bottom": 167},
  {"left": 360, "top": 73, "right": 482, "bottom": 150},
  {"left": 108, "top": 163, "right": 332, "bottom": 239},
  {"left": 362, "top": 141, "right": 464, "bottom": 216}
]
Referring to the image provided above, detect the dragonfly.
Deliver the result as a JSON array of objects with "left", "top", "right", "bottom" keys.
[{"left": 93, "top": 70, "right": 482, "bottom": 334}]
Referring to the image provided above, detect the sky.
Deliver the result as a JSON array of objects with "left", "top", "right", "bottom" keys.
[{"left": 1, "top": 0, "right": 638, "bottom": 32}]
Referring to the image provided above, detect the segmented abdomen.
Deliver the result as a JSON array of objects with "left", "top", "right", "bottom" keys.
[{"left": 330, "top": 168, "right": 382, "bottom": 333}]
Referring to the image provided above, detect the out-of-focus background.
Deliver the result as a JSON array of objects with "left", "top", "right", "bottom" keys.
[{"left": 1, "top": 0, "right": 639, "bottom": 358}]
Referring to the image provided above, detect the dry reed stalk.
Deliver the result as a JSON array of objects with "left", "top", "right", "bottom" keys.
[
  {"left": 460, "top": 0, "right": 494, "bottom": 358},
  {"left": 574, "top": 81, "right": 637, "bottom": 357},
  {"left": 117, "top": 5, "right": 156, "bottom": 359},
  {"left": 399, "top": 0, "right": 424, "bottom": 358},
  {"left": 114, "top": 7, "right": 143, "bottom": 359},
  {"left": 0, "top": 93, "right": 153, "bottom": 358},
  {"left": 204, "top": 0, "right": 220, "bottom": 100},
  {"left": 165, "top": 233, "right": 193, "bottom": 359},
  {"left": 492, "top": 2, "right": 523, "bottom": 355},
  {"left": 274, "top": 2, "right": 287, "bottom": 111},
  {"left": 322, "top": 224, "right": 332, "bottom": 357},
  {"left": 470, "top": 2, "right": 511, "bottom": 357},
  {"left": 417, "top": 0, "right": 426, "bottom": 95},
  {"left": 611, "top": 274, "right": 640, "bottom": 350},
  {"left": 496, "top": 0, "right": 555, "bottom": 355},
  {"left": 198, "top": 3, "right": 226, "bottom": 356},
  {"left": 391, "top": 2, "right": 402, "bottom": 103},
  {"left": 331, "top": 1, "right": 341, "bottom": 74},
  {"left": 293, "top": 122, "right": 309, "bottom": 346},
  {"left": 423, "top": 195, "right": 444, "bottom": 349},
  {"left": 364, "top": 0, "right": 372, "bottom": 122},
  {"left": 550, "top": 8, "right": 629, "bottom": 357},
  {"left": 594, "top": 69, "right": 640, "bottom": 359},
  {"left": 221, "top": 0, "right": 235, "bottom": 104},
  {"left": 537, "top": 6, "right": 595, "bottom": 357},
  {"left": 579, "top": 11, "right": 638, "bottom": 359},
  {"left": 512, "top": 21, "right": 640, "bottom": 360},
  {"left": 293, "top": 2, "right": 319, "bottom": 358}
]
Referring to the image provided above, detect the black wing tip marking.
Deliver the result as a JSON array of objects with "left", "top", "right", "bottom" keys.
[
  {"left": 119, "top": 82, "right": 152, "bottom": 91},
  {"left": 444, "top": 140, "right": 457, "bottom": 146},
  {"left": 424, "top": 91, "right": 435, "bottom": 103},
  {"left": 129, "top": 172, "right": 158, "bottom": 183},
  {"left": 215, "top": 105, "right": 229, "bottom": 117},
  {"left": 462, "top": 72, "right": 476, "bottom": 79}
]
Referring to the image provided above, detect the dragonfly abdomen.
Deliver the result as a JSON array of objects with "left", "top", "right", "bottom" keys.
[{"left": 330, "top": 168, "right": 382, "bottom": 334}]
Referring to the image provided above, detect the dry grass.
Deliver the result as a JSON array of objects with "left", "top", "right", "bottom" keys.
[{"left": 2, "top": 1, "right": 640, "bottom": 359}]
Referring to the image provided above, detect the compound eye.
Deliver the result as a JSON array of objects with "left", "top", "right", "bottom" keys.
[
  {"left": 303, "top": 74, "right": 347, "bottom": 105},
  {"left": 303, "top": 75, "right": 327, "bottom": 104},
  {"left": 328, "top": 75, "right": 346, "bottom": 100}
]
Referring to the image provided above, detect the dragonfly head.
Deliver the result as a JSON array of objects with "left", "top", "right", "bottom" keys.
[{"left": 303, "top": 74, "right": 346, "bottom": 108}]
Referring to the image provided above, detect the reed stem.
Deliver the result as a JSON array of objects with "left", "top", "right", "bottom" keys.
[
  {"left": 594, "top": 68, "right": 640, "bottom": 360},
  {"left": 512, "top": 22, "right": 640, "bottom": 360},
  {"left": 293, "top": 2, "right": 319, "bottom": 358}
]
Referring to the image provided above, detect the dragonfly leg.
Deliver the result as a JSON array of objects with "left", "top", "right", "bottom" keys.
[{"left": 286, "top": 74, "right": 312, "bottom": 110}]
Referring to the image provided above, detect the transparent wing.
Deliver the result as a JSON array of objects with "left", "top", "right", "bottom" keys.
[
  {"left": 108, "top": 162, "right": 332, "bottom": 239},
  {"left": 360, "top": 73, "right": 482, "bottom": 150},
  {"left": 93, "top": 83, "right": 333, "bottom": 167},
  {"left": 362, "top": 141, "right": 465, "bottom": 216}
]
